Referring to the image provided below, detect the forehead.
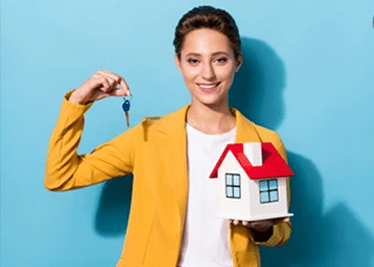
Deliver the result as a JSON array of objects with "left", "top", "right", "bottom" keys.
[{"left": 181, "top": 28, "right": 232, "bottom": 55}]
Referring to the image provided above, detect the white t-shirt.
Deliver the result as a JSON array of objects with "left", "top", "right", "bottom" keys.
[{"left": 177, "top": 124, "right": 236, "bottom": 267}]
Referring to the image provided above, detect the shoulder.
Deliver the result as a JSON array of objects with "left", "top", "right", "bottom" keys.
[
  {"left": 251, "top": 122, "right": 282, "bottom": 143},
  {"left": 121, "top": 105, "right": 188, "bottom": 143},
  {"left": 253, "top": 122, "right": 287, "bottom": 160},
  {"left": 140, "top": 105, "right": 188, "bottom": 133},
  {"left": 236, "top": 112, "right": 287, "bottom": 160},
  {"left": 141, "top": 116, "right": 162, "bottom": 129},
  {"left": 235, "top": 108, "right": 281, "bottom": 143},
  {"left": 104, "top": 106, "right": 187, "bottom": 158}
]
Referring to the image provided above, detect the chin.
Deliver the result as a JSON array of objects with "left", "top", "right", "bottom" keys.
[{"left": 194, "top": 95, "right": 228, "bottom": 107}]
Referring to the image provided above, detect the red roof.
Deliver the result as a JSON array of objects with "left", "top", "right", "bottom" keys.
[{"left": 209, "top": 143, "right": 294, "bottom": 179}]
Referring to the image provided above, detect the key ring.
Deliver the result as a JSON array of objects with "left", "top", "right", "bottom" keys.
[{"left": 123, "top": 92, "right": 133, "bottom": 102}]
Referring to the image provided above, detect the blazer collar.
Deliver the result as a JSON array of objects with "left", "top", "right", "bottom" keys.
[{"left": 155, "top": 104, "right": 262, "bottom": 143}]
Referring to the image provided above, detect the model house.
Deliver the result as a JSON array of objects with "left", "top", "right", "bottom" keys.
[{"left": 209, "top": 142, "right": 294, "bottom": 221}]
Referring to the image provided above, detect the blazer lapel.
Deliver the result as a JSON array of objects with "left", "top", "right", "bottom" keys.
[
  {"left": 232, "top": 108, "right": 262, "bottom": 143},
  {"left": 154, "top": 105, "right": 190, "bottom": 224}
]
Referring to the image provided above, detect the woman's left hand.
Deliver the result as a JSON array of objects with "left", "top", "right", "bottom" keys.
[{"left": 229, "top": 217, "right": 289, "bottom": 232}]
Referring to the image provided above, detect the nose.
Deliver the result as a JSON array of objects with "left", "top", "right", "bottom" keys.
[{"left": 201, "top": 62, "right": 216, "bottom": 80}]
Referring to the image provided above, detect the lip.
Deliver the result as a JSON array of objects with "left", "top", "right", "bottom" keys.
[{"left": 196, "top": 82, "right": 220, "bottom": 92}]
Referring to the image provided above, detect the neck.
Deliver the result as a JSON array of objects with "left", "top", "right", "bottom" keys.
[{"left": 186, "top": 99, "right": 236, "bottom": 134}]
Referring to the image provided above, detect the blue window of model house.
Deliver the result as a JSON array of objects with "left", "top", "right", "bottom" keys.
[
  {"left": 226, "top": 173, "right": 240, "bottom": 199},
  {"left": 259, "top": 179, "right": 279, "bottom": 203}
]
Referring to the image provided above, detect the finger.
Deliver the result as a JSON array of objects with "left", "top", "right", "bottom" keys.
[
  {"left": 241, "top": 220, "right": 249, "bottom": 226},
  {"left": 94, "top": 71, "right": 116, "bottom": 91},
  {"left": 97, "top": 70, "right": 123, "bottom": 88},
  {"left": 109, "top": 87, "right": 130, "bottom": 97},
  {"left": 106, "top": 76, "right": 118, "bottom": 92},
  {"left": 97, "top": 70, "right": 120, "bottom": 82},
  {"left": 92, "top": 71, "right": 102, "bottom": 79},
  {"left": 81, "top": 77, "right": 110, "bottom": 95},
  {"left": 233, "top": 219, "right": 240, "bottom": 225},
  {"left": 97, "top": 77, "right": 112, "bottom": 93},
  {"left": 97, "top": 70, "right": 130, "bottom": 96},
  {"left": 97, "top": 69, "right": 121, "bottom": 81},
  {"left": 272, "top": 217, "right": 290, "bottom": 225},
  {"left": 99, "top": 74, "right": 118, "bottom": 91},
  {"left": 119, "top": 77, "right": 130, "bottom": 96}
]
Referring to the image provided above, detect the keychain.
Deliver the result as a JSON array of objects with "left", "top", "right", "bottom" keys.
[{"left": 122, "top": 93, "right": 132, "bottom": 127}]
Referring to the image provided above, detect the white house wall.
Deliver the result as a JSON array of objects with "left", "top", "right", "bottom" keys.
[
  {"left": 217, "top": 151, "right": 252, "bottom": 220},
  {"left": 249, "top": 177, "right": 290, "bottom": 220}
]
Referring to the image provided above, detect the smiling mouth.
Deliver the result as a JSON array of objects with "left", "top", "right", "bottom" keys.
[{"left": 197, "top": 82, "right": 220, "bottom": 92}]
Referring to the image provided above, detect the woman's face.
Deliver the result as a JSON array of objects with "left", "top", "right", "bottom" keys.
[{"left": 175, "top": 28, "right": 242, "bottom": 107}]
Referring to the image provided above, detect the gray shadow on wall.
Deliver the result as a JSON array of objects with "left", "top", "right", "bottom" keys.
[
  {"left": 229, "top": 37, "right": 285, "bottom": 130},
  {"left": 260, "top": 152, "right": 374, "bottom": 267},
  {"left": 231, "top": 37, "right": 374, "bottom": 266},
  {"left": 266, "top": 152, "right": 324, "bottom": 265},
  {"left": 259, "top": 152, "right": 324, "bottom": 266},
  {"left": 94, "top": 175, "right": 133, "bottom": 236}
]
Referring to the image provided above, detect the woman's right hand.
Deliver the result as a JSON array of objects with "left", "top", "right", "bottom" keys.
[{"left": 68, "top": 70, "right": 130, "bottom": 105}]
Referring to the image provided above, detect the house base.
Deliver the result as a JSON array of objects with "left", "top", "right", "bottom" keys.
[{"left": 220, "top": 212, "right": 294, "bottom": 222}]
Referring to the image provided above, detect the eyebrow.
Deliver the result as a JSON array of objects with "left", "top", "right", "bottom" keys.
[{"left": 185, "top": 52, "right": 229, "bottom": 57}]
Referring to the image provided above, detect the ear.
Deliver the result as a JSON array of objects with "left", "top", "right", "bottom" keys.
[
  {"left": 174, "top": 54, "right": 182, "bottom": 72},
  {"left": 235, "top": 53, "right": 243, "bottom": 73}
]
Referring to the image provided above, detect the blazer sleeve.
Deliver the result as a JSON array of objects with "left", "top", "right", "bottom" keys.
[
  {"left": 251, "top": 129, "right": 292, "bottom": 247},
  {"left": 44, "top": 91, "right": 141, "bottom": 191}
]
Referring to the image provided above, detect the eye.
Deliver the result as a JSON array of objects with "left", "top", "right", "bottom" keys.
[
  {"left": 215, "top": 57, "right": 228, "bottom": 64},
  {"left": 187, "top": 58, "right": 199, "bottom": 65}
]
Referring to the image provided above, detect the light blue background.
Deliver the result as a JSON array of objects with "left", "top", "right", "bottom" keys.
[{"left": 1, "top": 0, "right": 374, "bottom": 266}]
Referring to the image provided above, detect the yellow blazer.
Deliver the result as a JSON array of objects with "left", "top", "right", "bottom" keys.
[{"left": 45, "top": 91, "right": 291, "bottom": 267}]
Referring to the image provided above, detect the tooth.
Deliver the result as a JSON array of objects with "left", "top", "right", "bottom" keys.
[{"left": 200, "top": 84, "right": 217, "bottom": 88}]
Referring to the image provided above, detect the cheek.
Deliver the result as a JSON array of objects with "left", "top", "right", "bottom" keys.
[
  {"left": 217, "top": 67, "right": 236, "bottom": 80},
  {"left": 182, "top": 68, "right": 199, "bottom": 82}
]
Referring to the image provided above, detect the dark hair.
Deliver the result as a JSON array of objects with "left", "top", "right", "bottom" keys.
[{"left": 173, "top": 6, "right": 242, "bottom": 61}]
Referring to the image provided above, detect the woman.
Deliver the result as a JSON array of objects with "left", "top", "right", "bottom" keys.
[{"left": 45, "top": 5, "right": 291, "bottom": 267}]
